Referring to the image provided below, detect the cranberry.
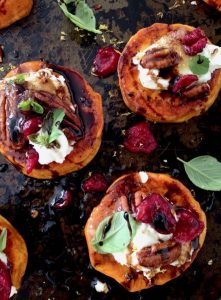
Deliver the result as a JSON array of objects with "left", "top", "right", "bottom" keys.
[
  {"left": 26, "top": 148, "right": 39, "bottom": 174},
  {"left": 92, "top": 47, "right": 120, "bottom": 77},
  {"left": 22, "top": 117, "right": 42, "bottom": 138},
  {"left": 123, "top": 122, "right": 157, "bottom": 154},
  {"left": 53, "top": 190, "right": 72, "bottom": 209},
  {"left": 182, "top": 28, "right": 207, "bottom": 56},
  {"left": 136, "top": 193, "right": 176, "bottom": 234},
  {"left": 82, "top": 173, "right": 108, "bottom": 192},
  {"left": 172, "top": 75, "right": 198, "bottom": 93},
  {"left": 0, "top": 260, "right": 11, "bottom": 300},
  {"left": 182, "top": 28, "right": 206, "bottom": 46},
  {"left": 173, "top": 208, "right": 204, "bottom": 242}
]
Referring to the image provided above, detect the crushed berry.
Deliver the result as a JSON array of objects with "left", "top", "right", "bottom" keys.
[
  {"left": 182, "top": 28, "right": 206, "bottom": 46},
  {"left": 182, "top": 28, "right": 207, "bottom": 56},
  {"left": 26, "top": 148, "right": 39, "bottom": 174},
  {"left": 136, "top": 193, "right": 176, "bottom": 234},
  {"left": 92, "top": 47, "right": 120, "bottom": 77},
  {"left": 53, "top": 190, "right": 72, "bottom": 209},
  {"left": 82, "top": 173, "right": 108, "bottom": 192},
  {"left": 0, "top": 259, "right": 11, "bottom": 300},
  {"left": 22, "top": 117, "right": 42, "bottom": 138},
  {"left": 123, "top": 122, "right": 157, "bottom": 154},
  {"left": 173, "top": 208, "right": 204, "bottom": 242},
  {"left": 172, "top": 74, "right": 198, "bottom": 93}
]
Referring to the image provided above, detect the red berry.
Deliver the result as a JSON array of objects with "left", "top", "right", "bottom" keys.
[
  {"left": 0, "top": 260, "right": 11, "bottom": 300},
  {"left": 182, "top": 28, "right": 207, "bottom": 56},
  {"left": 22, "top": 117, "right": 42, "bottom": 138},
  {"left": 123, "top": 122, "right": 157, "bottom": 154},
  {"left": 82, "top": 173, "right": 108, "bottom": 192},
  {"left": 53, "top": 190, "right": 72, "bottom": 209},
  {"left": 136, "top": 193, "right": 176, "bottom": 234},
  {"left": 182, "top": 28, "right": 206, "bottom": 46},
  {"left": 173, "top": 209, "right": 204, "bottom": 242},
  {"left": 93, "top": 47, "right": 120, "bottom": 77},
  {"left": 172, "top": 74, "right": 198, "bottom": 93},
  {"left": 184, "top": 37, "right": 207, "bottom": 56},
  {"left": 26, "top": 148, "right": 39, "bottom": 174}
]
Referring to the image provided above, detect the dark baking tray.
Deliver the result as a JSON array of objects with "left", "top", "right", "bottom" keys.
[{"left": 0, "top": 0, "right": 221, "bottom": 299}]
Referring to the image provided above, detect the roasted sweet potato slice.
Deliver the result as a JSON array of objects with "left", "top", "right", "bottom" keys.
[
  {"left": 118, "top": 23, "right": 221, "bottom": 122},
  {"left": 0, "top": 215, "right": 27, "bottom": 289},
  {"left": 85, "top": 172, "right": 206, "bottom": 292},
  {"left": 0, "top": 61, "right": 103, "bottom": 179},
  {"left": 0, "top": 0, "right": 33, "bottom": 29},
  {"left": 203, "top": 0, "right": 221, "bottom": 11}
]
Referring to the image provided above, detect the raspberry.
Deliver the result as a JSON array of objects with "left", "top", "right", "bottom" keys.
[
  {"left": 22, "top": 117, "right": 42, "bottom": 138},
  {"left": 172, "top": 75, "right": 198, "bottom": 93},
  {"left": 123, "top": 122, "right": 157, "bottom": 154},
  {"left": 0, "top": 259, "right": 11, "bottom": 300},
  {"left": 82, "top": 173, "right": 108, "bottom": 192},
  {"left": 173, "top": 209, "right": 204, "bottom": 242},
  {"left": 93, "top": 47, "right": 120, "bottom": 77},
  {"left": 136, "top": 193, "right": 176, "bottom": 234},
  {"left": 26, "top": 148, "right": 39, "bottom": 174}
]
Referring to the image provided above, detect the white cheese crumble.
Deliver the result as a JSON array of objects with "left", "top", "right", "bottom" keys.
[
  {"left": 139, "top": 171, "right": 149, "bottom": 183},
  {"left": 10, "top": 286, "right": 17, "bottom": 298},
  {"left": 94, "top": 280, "right": 109, "bottom": 293},
  {"left": 29, "top": 129, "right": 73, "bottom": 165},
  {"left": 133, "top": 34, "right": 221, "bottom": 90},
  {"left": 112, "top": 223, "right": 172, "bottom": 272},
  {"left": 0, "top": 252, "right": 8, "bottom": 265}
]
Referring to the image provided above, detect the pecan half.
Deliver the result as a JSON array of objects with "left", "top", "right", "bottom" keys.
[
  {"left": 141, "top": 47, "right": 180, "bottom": 69},
  {"left": 182, "top": 83, "right": 210, "bottom": 99},
  {"left": 137, "top": 240, "right": 181, "bottom": 268}
]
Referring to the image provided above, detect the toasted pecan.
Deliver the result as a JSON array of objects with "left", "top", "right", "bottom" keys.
[
  {"left": 140, "top": 47, "right": 180, "bottom": 69},
  {"left": 137, "top": 240, "right": 181, "bottom": 268},
  {"left": 182, "top": 83, "right": 210, "bottom": 99}
]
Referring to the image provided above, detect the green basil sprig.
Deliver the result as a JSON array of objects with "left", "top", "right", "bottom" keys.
[
  {"left": 18, "top": 98, "right": 44, "bottom": 114},
  {"left": 58, "top": 0, "right": 101, "bottom": 34},
  {"left": 178, "top": 155, "right": 221, "bottom": 191},
  {"left": 0, "top": 228, "right": 7, "bottom": 252},
  {"left": 92, "top": 211, "right": 137, "bottom": 254},
  {"left": 189, "top": 55, "right": 210, "bottom": 76},
  {"left": 29, "top": 108, "right": 65, "bottom": 147}
]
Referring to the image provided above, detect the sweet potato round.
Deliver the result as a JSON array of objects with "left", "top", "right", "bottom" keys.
[
  {"left": 0, "top": 215, "right": 28, "bottom": 289},
  {"left": 118, "top": 23, "right": 221, "bottom": 122},
  {"left": 0, "top": 0, "right": 33, "bottom": 29},
  {"left": 85, "top": 172, "right": 206, "bottom": 292},
  {"left": 0, "top": 61, "right": 103, "bottom": 179}
]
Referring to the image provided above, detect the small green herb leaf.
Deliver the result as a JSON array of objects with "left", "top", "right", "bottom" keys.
[
  {"left": 189, "top": 55, "right": 210, "bottom": 75},
  {"left": 92, "top": 211, "right": 137, "bottom": 254},
  {"left": 14, "top": 74, "right": 26, "bottom": 84},
  {"left": 0, "top": 228, "right": 7, "bottom": 252},
  {"left": 177, "top": 155, "right": 221, "bottom": 191},
  {"left": 29, "top": 109, "right": 65, "bottom": 147},
  {"left": 58, "top": 0, "right": 101, "bottom": 34},
  {"left": 18, "top": 98, "right": 44, "bottom": 114}
]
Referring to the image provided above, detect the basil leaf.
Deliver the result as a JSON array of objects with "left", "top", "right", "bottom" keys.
[
  {"left": 189, "top": 55, "right": 210, "bottom": 75},
  {"left": 0, "top": 228, "right": 7, "bottom": 252},
  {"left": 14, "top": 74, "right": 26, "bottom": 84},
  {"left": 48, "top": 109, "right": 65, "bottom": 143},
  {"left": 18, "top": 99, "right": 32, "bottom": 111},
  {"left": 29, "top": 133, "right": 50, "bottom": 147},
  {"left": 58, "top": 0, "right": 101, "bottom": 34},
  {"left": 18, "top": 99, "right": 44, "bottom": 114},
  {"left": 92, "top": 211, "right": 137, "bottom": 254},
  {"left": 177, "top": 155, "right": 221, "bottom": 191},
  {"left": 31, "top": 101, "right": 44, "bottom": 114}
]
